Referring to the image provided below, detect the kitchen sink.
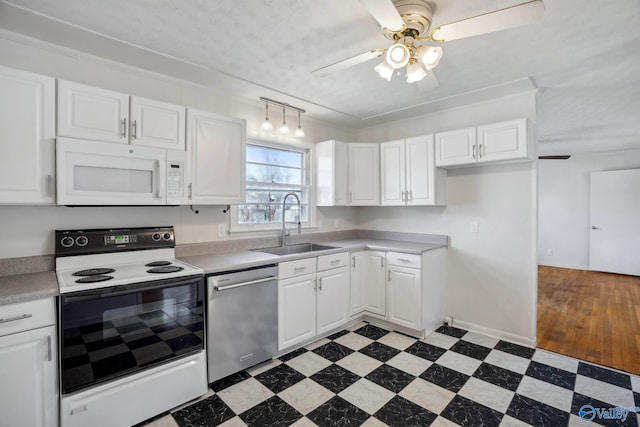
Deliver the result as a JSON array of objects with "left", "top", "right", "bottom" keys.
[{"left": 252, "top": 243, "right": 337, "bottom": 256}]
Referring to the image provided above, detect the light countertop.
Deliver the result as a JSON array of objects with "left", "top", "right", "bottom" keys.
[{"left": 0, "top": 271, "right": 59, "bottom": 306}]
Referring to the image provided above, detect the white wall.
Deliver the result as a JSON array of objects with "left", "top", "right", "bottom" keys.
[
  {"left": 538, "top": 149, "right": 640, "bottom": 269},
  {"left": 357, "top": 92, "right": 539, "bottom": 345},
  {"left": 0, "top": 32, "right": 358, "bottom": 258}
]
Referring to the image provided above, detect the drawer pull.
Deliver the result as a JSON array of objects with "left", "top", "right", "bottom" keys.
[
  {"left": 330, "top": 260, "right": 341, "bottom": 264},
  {"left": 0, "top": 313, "right": 33, "bottom": 324},
  {"left": 294, "top": 267, "right": 307, "bottom": 272},
  {"left": 397, "top": 258, "right": 411, "bottom": 262}
]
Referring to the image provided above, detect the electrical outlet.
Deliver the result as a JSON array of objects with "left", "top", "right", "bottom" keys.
[
  {"left": 546, "top": 249, "right": 553, "bottom": 256},
  {"left": 217, "top": 223, "right": 227, "bottom": 238},
  {"left": 470, "top": 221, "right": 479, "bottom": 233}
]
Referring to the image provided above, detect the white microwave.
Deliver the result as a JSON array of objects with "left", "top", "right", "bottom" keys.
[{"left": 56, "top": 138, "right": 186, "bottom": 205}]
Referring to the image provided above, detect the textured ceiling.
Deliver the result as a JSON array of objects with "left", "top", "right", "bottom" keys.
[{"left": 1, "top": 0, "right": 639, "bottom": 154}]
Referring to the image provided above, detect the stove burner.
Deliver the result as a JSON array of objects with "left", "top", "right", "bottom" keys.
[
  {"left": 145, "top": 261, "right": 172, "bottom": 267},
  {"left": 75, "top": 275, "right": 114, "bottom": 284},
  {"left": 72, "top": 268, "right": 116, "bottom": 277},
  {"left": 147, "top": 266, "right": 184, "bottom": 274}
]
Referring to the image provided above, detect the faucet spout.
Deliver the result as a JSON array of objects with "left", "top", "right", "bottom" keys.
[{"left": 282, "top": 192, "right": 301, "bottom": 247}]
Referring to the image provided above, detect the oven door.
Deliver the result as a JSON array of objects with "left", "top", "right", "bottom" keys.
[
  {"left": 59, "top": 275, "right": 204, "bottom": 395},
  {"left": 56, "top": 137, "right": 167, "bottom": 205}
]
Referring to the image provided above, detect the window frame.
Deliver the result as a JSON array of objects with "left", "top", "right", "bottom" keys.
[{"left": 230, "top": 138, "right": 316, "bottom": 234}]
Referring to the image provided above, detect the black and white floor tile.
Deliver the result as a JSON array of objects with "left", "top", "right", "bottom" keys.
[{"left": 140, "top": 323, "right": 640, "bottom": 427}]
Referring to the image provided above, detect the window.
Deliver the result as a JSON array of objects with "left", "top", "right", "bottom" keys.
[{"left": 232, "top": 140, "right": 313, "bottom": 232}]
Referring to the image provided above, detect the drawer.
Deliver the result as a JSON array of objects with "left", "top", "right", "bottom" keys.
[
  {"left": 0, "top": 298, "right": 55, "bottom": 337},
  {"left": 278, "top": 257, "right": 317, "bottom": 279},
  {"left": 317, "top": 252, "right": 349, "bottom": 272},
  {"left": 387, "top": 252, "right": 421, "bottom": 269}
]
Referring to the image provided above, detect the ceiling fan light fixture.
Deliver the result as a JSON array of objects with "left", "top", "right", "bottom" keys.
[
  {"left": 417, "top": 45, "right": 443, "bottom": 70},
  {"left": 374, "top": 59, "right": 394, "bottom": 81},
  {"left": 406, "top": 60, "right": 427, "bottom": 83},
  {"left": 261, "top": 101, "right": 273, "bottom": 131},
  {"left": 386, "top": 42, "right": 410, "bottom": 68}
]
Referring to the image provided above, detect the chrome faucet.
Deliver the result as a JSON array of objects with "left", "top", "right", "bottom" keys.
[{"left": 282, "top": 192, "right": 301, "bottom": 246}]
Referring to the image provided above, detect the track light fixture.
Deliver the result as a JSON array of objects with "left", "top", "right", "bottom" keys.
[{"left": 259, "top": 97, "right": 306, "bottom": 138}]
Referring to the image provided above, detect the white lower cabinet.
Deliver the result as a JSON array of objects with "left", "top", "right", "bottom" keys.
[
  {"left": 387, "top": 265, "right": 421, "bottom": 330},
  {"left": 0, "top": 299, "right": 57, "bottom": 427},
  {"left": 365, "top": 251, "right": 386, "bottom": 316},
  {"left": 278, "top": 253, "right": 350, "bottom": 351}
]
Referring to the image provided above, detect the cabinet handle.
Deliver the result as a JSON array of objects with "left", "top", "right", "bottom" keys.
[
  {"left": 330, "top": 260, "right": 341, "bottom": 265},
  {"left": 46, "top": 174, "right": 53, "bottom": 197},
  {"left": 0, "top": 313, "right": 32, "bottom": 324},
  {"left": 401, "top": 190, "right": 406, "bottom": 203},
  {"left": 472, "top": 145, "right": 477, "bottom": 159},
  {"left": 131, "top": 120, "right": 137, "bottom": 139},
  {"left": 397, "top": 258, "right": 411, "bottom": 263},
  {"left": 381, "top": 257, "right": 384, "bottom": 268},
  {"left": 479, "top": 143, "right": 483, "bottom": 158},
  {"left": 121, "top": 118, "right": 127, "bottom": 138},
  {"left": 388, "top": 270, "right": 391, "bottom": 282},
  {"left": 349, "top": 192, "right": 353, "bottom": 203},
  {"left": 188, "top": 183, "right": 192, "bottom": 200},
  {"left": 294, "top": 267, "right": 307, "bottom": 272},
  {"left": 352, "top": 257, "right": 356, "bottom": 268},
  {"left": 313, "top": 278, "right": 317, "bottom": 291},
  {"left": 46, "top": 335, "right": 52, "bottom": 362},
  {"left": 318, "top": 277, "right": 323, "bottom": 291}
]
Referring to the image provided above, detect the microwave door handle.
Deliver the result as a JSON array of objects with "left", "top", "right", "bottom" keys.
[{"left": 157, "top": 158, "right": 166, "bottom": 199}]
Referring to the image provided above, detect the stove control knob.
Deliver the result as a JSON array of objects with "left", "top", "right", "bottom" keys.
[
  {"left": 152, "top": 233, "right": 161, "bottom": 241},
  {"left": 163, "top": 232, "right": 172, "bottom": 240},
  {"left": 75, "top": 236, "right": 89, "bottom": 247},
  {"left": 61, "top": 236, "right": 74, "bottom": 248}
]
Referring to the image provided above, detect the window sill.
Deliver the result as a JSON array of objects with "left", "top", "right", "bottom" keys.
[{"left": 228, "top": 224, "right": 318, "bottom": 237}]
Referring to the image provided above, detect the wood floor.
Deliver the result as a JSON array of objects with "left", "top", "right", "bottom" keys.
[{"left": 537, "top": 265, "right": 640, "bottom": 376}]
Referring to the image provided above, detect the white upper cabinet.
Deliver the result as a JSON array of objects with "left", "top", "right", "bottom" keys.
[
  {"left": 130, "top": 97, "right": 186, "bottom": 150},
  {"left": 187, "top": 109, "right": 245, "bottom": 205},
  {"left": 435, "top": 119, "right": 531, "bottom": 168},
  {"left": 58, "top": 80, "right": 130, "bottom": 144},
  {"left": 348, "top": 143, "right": 380, "bottom": 205},
  {"left": 58, "top": 80, "right": 186, "bottom": 150},
  {"left": 315, "top": 140, "right": 348, "bottom": 206},
  {"left": 381, "top": 135, "right": 446, "bottom": 206},
  {"left": 0, "top": 66, "right": 55, "bottom": 204}
]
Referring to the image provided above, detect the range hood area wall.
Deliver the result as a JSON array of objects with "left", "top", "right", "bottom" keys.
[{"left": 356, "top": 92, "right": 538, "bottom": 346}]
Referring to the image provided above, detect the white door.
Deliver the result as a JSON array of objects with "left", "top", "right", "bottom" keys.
[
  {"left": 278, "top": 273, "right": 317, "bottom": 350},
  {"left": 387, "top": 265, "right": 421, "bottom": 330},
  {"left": 380, "top": 140, "right": 405, "bottom": 205},
  {"left": 317, "top": 267, "right": 350, "bottom": 334},
  {"left": 589, "top": 169, "right": 640, "bottom": 276},
  {"left": 57, "top": 80, "right": 129, "bottom": 144},
  {"left": 435, "top": 127, "right": 476, "bottom": 167},
  {"left": 0, "top": 326, "right": 57, "bottom": 427},
  {"left": 0, "top": 66, "right": 55, "bottom": 204},
  {"left": 349, "top": 252, "right": 367, "bottom": 315},
  {"left": 405, "top": 135, "right": 434, "bottom": 205},
  {"left": 348, "top": 143, "right": 380, "bottom": 205},
  {"left": 187, "top": 109, "right": 246, "bottom": 205},
  {"left": 366, "top": 251, "right": 387, "bottom": 316},
  {"left": 476, "top": 119, "right": 527, "bottom": 163},
  {"left": 130, "top": 97, "right": 186, "bottom": 150}
]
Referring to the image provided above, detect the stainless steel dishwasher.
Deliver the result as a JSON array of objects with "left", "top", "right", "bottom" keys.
[{"left": 207, "top": 264, "right": 278, "bottom": 383}]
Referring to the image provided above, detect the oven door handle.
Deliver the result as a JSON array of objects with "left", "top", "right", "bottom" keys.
[
  {"left": 213, "top": 276, "right": 277, "bottom": 291},
  {"left": 62, "top": 274, "right": 203, "bottom": 302}
]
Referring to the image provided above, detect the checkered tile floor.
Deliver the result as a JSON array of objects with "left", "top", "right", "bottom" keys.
[{"left": 139, "top": 323, "right": 640, "bottom": 427}]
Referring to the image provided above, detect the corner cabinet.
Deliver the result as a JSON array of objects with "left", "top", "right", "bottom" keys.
[
  {"left": 348, "top": 143, "right": 380, "bottom": 205},
  {"left": 380, "top": 135, "right": 446, "bottom": 206},
  {"left": 0, "top": 298, "right": 58, "bottom": 427},
  {"left": 435, "top": 119, "right": 531, "bottom": 168},
  {"left": 186, "top": 109, "right": 246, "bottom": 205},
  {"left": 0, "top": 66, "right": 55, "bottom": 204}
]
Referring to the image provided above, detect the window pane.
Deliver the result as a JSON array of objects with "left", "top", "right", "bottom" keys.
[
  {"left": 247, "top": 145, "right": 303, "bottom": 168},
  {"left": 246, "top": 164, "right": 302, "bottom": 185},
  {"left": 238, "top": 204, "right": 308, "bottom": 224}
]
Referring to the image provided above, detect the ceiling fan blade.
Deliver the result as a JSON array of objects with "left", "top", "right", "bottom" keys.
[
  {"left": 360, "top": 0, "right": 405, "bottom": 32},
  {"left": 430, "top": 0, "right": 545, "bottom": 42},
  {"left": 539, "top": 155, "right": 571, "bottom": 160},
  {"left": 312, "top": 49, "right": 384, "bottom": 77},
  {"left": 416, "top": 70, "right": 439, "bottom": 92}
]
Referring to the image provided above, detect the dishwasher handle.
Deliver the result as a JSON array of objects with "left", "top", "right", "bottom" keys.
[{"left": 213, "top": 276, "right": 277, "bottom": 291}]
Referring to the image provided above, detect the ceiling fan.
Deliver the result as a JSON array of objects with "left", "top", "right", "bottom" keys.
[{"left": 313, "top": 0, "right": 545, "bottom": 88}]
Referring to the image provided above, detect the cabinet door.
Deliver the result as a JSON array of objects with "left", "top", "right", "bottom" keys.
[
  {"left": 278, "top": 273, "right": 317, "bottom": 351},
  {"left": 130, "top": 97, "right": 186, "bottom": 150},
  {"left": 387, "top": 265, "right": 421, "bottom": 330},
  {"left": 349, "top": 252, "right": 367, "bottom": 315},
  {"left": 434, "top": 127, "right": 476, "bottom": 167},
  {"left": 317, "top": 266, "right": 350, "bottom": 334},
  {"left": 0, "top": 325, "right": 57, "bottom": 427},
  {"left": 57, "top": 80, "right": 129, "bottom": 144},
  {"left": 187, "top": 109, "right": 246, "bottom": 205},
  {"left": 0, "top": 66, "right": 55, "bottom": 204},
  {"left": 477, "top": 119, "right": 528, "bottom": 163},
  {"left": 366, "top": 251, "right": 387, "bottom": 316},
  {"left": 348, "top": 143, "right": 380, "bottom": 205},
  {"left": 405, "top": 135, "right": 435, "bottom": 206},
  {"left": 316, "top": 140, "right": 348, "bottom": 206},
  {"left": 380, "top": 140, "right": 405, "bottom": 206}
]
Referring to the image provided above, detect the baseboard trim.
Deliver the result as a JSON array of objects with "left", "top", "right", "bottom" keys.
[{"left": 450, "top": 318, "right": 536, "bottom": 348}]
